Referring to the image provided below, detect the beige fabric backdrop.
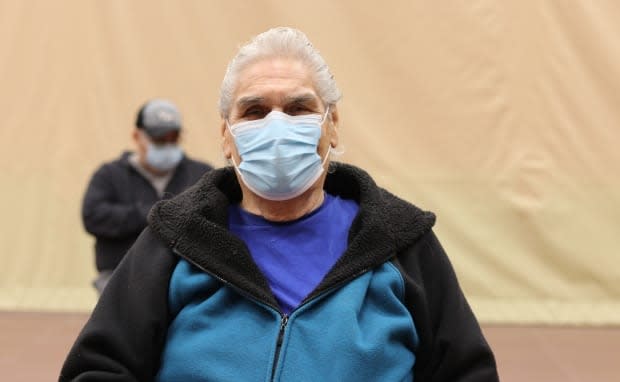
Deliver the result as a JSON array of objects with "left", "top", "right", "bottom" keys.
[{"left": 0, "top": 0, "right": 618, "bottom": 325}]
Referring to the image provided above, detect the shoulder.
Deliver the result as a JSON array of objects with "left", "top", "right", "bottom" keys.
[
  {"left": 394, "top": 230, "right": 445, "bottom": 267},
  {"left": 133, "top": 228, "right": 177, "bottom": 259},
  {"left": 91, "top": 152, "right": 133, "bottom": 177},
  {"left": 325, "top": 162, "right": 435, "bottom": 250},
  {"left": 117, "top": 227, "right": 179, "bottom": 284},
  {"left": 180, "top": 156, "right": 214, "bottom": 172}
]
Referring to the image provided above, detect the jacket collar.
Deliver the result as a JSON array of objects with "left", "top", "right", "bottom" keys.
[{"left": 148, "top": 162, "right": 435, "bottom": 309}]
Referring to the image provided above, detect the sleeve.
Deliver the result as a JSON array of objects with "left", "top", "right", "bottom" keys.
[
  {"left": 59, "top": 229, "right": 176, "bottom": 381},
  {"left": 396, "top": 230, "right": 499, "bottom": 382},
  {"left": 81, "top": 164, "right": 151, "bottom": 239}
]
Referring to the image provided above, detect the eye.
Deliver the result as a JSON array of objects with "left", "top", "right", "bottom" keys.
[
  {"left": 285, "top": 104, "right": 313, "bottom": 116},
  {"left": 241, "top": 106, "right": 268, "bottom": 120}
]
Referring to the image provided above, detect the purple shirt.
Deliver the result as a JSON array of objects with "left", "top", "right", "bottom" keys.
[{"left": 228, "top": 193, "right": 359, "bottom": 314}]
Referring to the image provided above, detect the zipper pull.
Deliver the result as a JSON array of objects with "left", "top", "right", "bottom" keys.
[
  {"left": 276, "top": 314, "right": 289, "bottom": 347},
  {"left": 280, "top": 314, "right": 289, "bottom": 331}
]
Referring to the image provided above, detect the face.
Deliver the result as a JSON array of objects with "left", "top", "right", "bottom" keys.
[{"left": 221, "top": 57, "right": 339, "bottom": 164}]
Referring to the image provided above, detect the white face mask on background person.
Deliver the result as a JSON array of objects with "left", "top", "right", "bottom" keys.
[
  {"left": 145, "top": 143, "right": 183, "bottom": 172},
  {"left": 227, "top": 108, "right": 330, "bottom": 201}
]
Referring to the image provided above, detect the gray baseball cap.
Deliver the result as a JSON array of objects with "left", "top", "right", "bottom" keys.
[{"left": 136, "top": 99, "right": 182, "bottom": 138}]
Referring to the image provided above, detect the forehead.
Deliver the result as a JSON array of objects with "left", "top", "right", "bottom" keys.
[{"left": 232, "top": 57, "right": 319, "bottom": 106}]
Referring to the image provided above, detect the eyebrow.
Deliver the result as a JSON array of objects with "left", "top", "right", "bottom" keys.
[
  {"left": 235, "top": 96, "right": 266, "bottom": 110},
  {"left": 234, "top": 93, "right": 320, "bottom": 110},
  {"left": 283, "top": 93, "right": 319, "bottom": 106}
]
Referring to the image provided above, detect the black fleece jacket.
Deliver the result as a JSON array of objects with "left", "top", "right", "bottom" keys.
[
  {"left": 62, "top": 162, "right": 498, "bottom": 381},
  {"left": 81, "top": 151, "right": 212, "bottom": 271}
]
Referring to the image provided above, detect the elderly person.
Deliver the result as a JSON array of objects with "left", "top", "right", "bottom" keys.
[{"left": 61, "top": 27, "right": 498, "bottom": 381}]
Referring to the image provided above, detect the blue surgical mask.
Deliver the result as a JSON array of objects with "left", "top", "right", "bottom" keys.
[
  {"left": 146, "top": 143, "right": 183, "bottom": 171},
  {"left": 227, "top": 109, "right": 330, "bottom": 201}
]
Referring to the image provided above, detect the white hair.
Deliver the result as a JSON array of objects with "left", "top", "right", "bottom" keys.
[{"left": 219, "top": 27, "right": 342, "bottom": 118}]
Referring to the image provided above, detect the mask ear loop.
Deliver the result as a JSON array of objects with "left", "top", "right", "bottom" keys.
[
  {"left": 320, "top": 105, "right": 330, "bottom": 124},
  {"left": 323, "top": 107, "right": 346, "bottom": 173},
  {"left": 226, "top": 149, "right": 249, "bottom": 190},
  {"left": 225, "top": 119, "right": 238, "bottom": 139},
  {"left": 320, "top": 146, "right": 331, "bottom": 167},
  {"left": 318, "top": 105, "right": 333, "bottom": 168},
  {"left": 223, "top": 119, "right": 242, "bottom": 175}
]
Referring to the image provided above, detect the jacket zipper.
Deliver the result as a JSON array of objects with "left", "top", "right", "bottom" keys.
[
  {"left": 175, "top": 250, "right": 289, "bottom": 381},
  {"left": 270, "top": 314, "right": 288, "bottom": 381},
  {"left": 269, "top": 268, "right": 370, "bottom": 381}
]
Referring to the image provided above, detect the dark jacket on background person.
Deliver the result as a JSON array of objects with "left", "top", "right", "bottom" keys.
[
  {"left": 82, "top": 151, "right": 212, "bottom": 272},
  {"left": 63, "top": 162, "right": 498, "bottom": 381}
]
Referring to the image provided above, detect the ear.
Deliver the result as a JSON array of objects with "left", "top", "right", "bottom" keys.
[
  {"left": 132, "top": 129, "right": 140, "bottom": 143},
  {"left": 132, "top": 129, "right": 146, "bottom": 150},
  {"left": 328, "top": 106, "right": 339, "bottom": 148},
  {"left": 221, "top": 119, "right": 232, "bottom": 159},
  {"left": 133, "top": 129, "right": 148, "bottom": 162}
]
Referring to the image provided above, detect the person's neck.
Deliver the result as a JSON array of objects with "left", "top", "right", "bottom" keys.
[
  {"left": 144, "top": 165, "right": 171, "bottom": 177},
  {"left": 241, "top": 186, "right": 325, "bottom": 222}
]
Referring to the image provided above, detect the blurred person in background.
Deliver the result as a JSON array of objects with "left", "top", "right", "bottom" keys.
[
  {"left": 62, "top": 28, "right": 498, "bottom": 381},
  {"left": 81, "top": 98, "right": 213, "bottom": 294}
]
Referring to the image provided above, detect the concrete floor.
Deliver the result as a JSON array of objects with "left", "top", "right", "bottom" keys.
[{"left": 1, "top": 311, "right": 618, "bottom": 381}]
